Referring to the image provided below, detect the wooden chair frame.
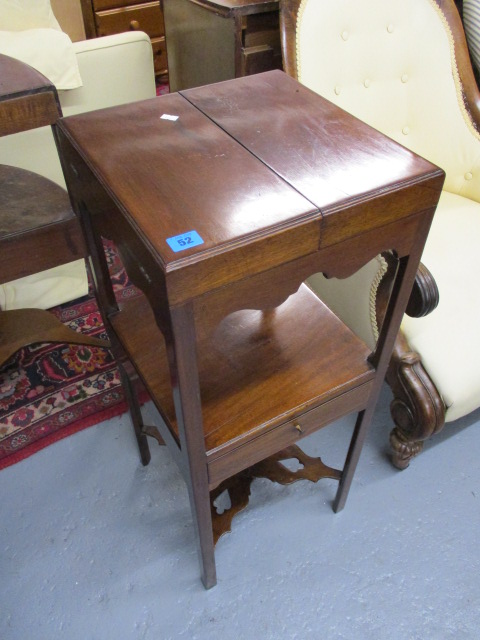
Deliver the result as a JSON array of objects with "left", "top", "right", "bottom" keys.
[{"left": 0, "top": 54, "right": 108, "bottom": 364}]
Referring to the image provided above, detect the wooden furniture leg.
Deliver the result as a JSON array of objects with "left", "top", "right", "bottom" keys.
[
  {"left": 77, "top": 203, "right": 162, "bottom": 466},
  {"left": 335, "top": 241, "right": 433, "bottom": 508},
  {"left": 387, "top": 333, "right": 446, "bottom": 469},
  {"left": 170, "top": 303, "right": 216, "bottom": 589},
  {"left": 118, "top": 363, "right": 152, "bottom": 466}
]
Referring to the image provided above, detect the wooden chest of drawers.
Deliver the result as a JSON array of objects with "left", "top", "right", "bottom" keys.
[
  {"left": 162, "top": 0, "right": 281, "bottom": 92},
  {"left": 80, "top": 0, "right": 168, "bottom": 80}
]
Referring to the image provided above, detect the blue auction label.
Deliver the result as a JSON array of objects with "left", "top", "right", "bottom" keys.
[{"left": 166, "top": 230, "right": 204, "bottom": 252}]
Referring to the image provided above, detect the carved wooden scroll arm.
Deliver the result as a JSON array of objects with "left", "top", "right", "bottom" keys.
[
  {"left": 376, "top": 252, "right": 446, "bottom": 469},
  {"left": 378, "top": 251, "right": 439, "bottom": 320},
  {"left": 405, "top": 261, "right": 440, "bottom": 318}
]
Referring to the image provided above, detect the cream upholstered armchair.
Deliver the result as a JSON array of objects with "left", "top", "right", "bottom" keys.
[
  {"left": 0, "top": 0, "right": 156, "bottom": 311},
  {"left": 280, "top": 0, "right": 480, "bottom": 468}
]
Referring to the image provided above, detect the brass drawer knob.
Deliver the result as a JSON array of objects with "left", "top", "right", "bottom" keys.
[
  {"left": 295, "top": 424, "right": 303, "bottom": 434},
  {"left": 130, "top": 19, "right": 140, "bottom": 30}
]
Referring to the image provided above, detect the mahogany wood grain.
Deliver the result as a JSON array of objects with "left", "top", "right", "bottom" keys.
[
  {"left": 109, "top": 285, "right": 374, "bottom": 454},
  {"left": 0, "top": 54, "right": 54, "bottom": 100},
  {"left": 57, "top": 92, "right": 319, "bottom": 306},
  {"left": 183, "top": 72, "right": 439, "bottom": 210},
  {"left": 58, "top": 73, "right": 443, "bottom": 308},
  {"left": 405, "top": 262, "right": 440, "bottom": 318},
  {"left": 388, "top": 332, "right": 447, "bottom": 469},
  {"left": 183, "top": 71, "right": 444, "bottom": 249},
  {"left": 57, "top": 70, "right": 444, "bottom": 587},
  {"left": 57, "top": 92, "right": 314, "bottom": 261},
  {"left": 279, "top": 0, "right": 300, "bottom": 78},
  {"left": 378, "top": 252, "right": 440, "bottom": 320},
  {"left": 211, "top": 444, "right": 342, "bottom": 544},
  {"left": 169, "top": 301, "right": 217, "bottom": 589},
  {"left": 334, "top": 220, "right": 433, "bottom": 510}
]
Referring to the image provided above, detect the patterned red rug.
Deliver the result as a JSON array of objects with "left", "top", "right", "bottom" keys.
[{"left": 0, "top": 241, "right": 147, "bottom": 470}]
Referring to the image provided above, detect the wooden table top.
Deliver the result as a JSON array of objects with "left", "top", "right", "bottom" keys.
[
  {"left": 0, "top": 53, "right": 60, "bottom": 136},
  {"left": 183, "top": 72, "right": 441, "bottom": 245},
  {"left": 0, "top": 53, "right": 52, "bottom": 100},
  {"left": 59, "top": 72, "right": 441, "bottom": 257}
]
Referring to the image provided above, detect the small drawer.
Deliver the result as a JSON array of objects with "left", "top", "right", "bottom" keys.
[
  {"left": 95, "top": 2, "right": 164, "bottom": 38},
  {"left": 242, "top": 44, "right": 282, "bottom": 77},
  {"left": 93, "top": 0, "right": 148, "bottom": 10},
  {"left": 152, "top": 37, "right": 168, "bottom": 76},
  {"left": 207, "top": 380, "right": 373, "bottom": 489}
]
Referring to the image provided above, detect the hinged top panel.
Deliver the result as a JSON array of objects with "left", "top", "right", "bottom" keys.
[
  {"left": 58, "top": 90, "right": 318, "bottom": 270},
  {"left": 58, "top": 70, "right": 444, "bottom": 298},
  {"left": 183, "top": 71, "right": 443, "bottom": 214},
  {"left": 183, "top": 71, "right": 444, "bottom": 248}
]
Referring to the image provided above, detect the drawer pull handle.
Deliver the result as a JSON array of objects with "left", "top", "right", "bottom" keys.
[
  {"left": 130, "top": 20, "right": 140, "bottom": 30},
  {"left": 295, "top": 424, "right": 303, "bottom": 433}
]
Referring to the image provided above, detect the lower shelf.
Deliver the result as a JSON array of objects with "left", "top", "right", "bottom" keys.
[{"left": 109, "top": 283, "right": 375, "bottom": 485}]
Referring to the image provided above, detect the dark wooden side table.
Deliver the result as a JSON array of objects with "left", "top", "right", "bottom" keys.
[
  {"left": 162, "top": 0, "right": 281, "bottom": 91},
  {"left": 55, "top": 70, "right": 444, "bottom": 589}
]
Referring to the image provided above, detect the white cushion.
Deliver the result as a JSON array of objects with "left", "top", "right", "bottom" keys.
[
  {"left": 0, "top": 0, "right": 60, "bottom": 31},
  {"left": 0, "top": 260, "right": 88, "bottom": 311},
  {"left": 0, "top": 28, "right": 82, "bottom": 89},
  {"left": 401, "top": 191, "right": 480, "bottom": 422}
]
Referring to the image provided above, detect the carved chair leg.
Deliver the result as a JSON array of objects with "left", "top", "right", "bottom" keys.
[
  {"left": 386, "top": 334, "right": 446, "bottom": 469},
  {"left": 374, "top": 253, "right": 445, "bottom": 469}
]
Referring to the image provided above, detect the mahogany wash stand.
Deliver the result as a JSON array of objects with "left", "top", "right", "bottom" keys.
[{"left": 55, "top": 70, "right": 444, "bottom": 588}]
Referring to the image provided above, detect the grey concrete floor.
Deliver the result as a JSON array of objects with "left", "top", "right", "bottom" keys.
[{"left": 1, "top": 385, "right": 479, "bottom": 640}]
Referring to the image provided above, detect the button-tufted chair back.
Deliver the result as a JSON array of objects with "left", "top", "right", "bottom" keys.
[
  {"left": 282, "top": 0, "right": 480, "bottom": 201},
  {"left": 281, "top": 0, "right": 480, "bottom": 468}
]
